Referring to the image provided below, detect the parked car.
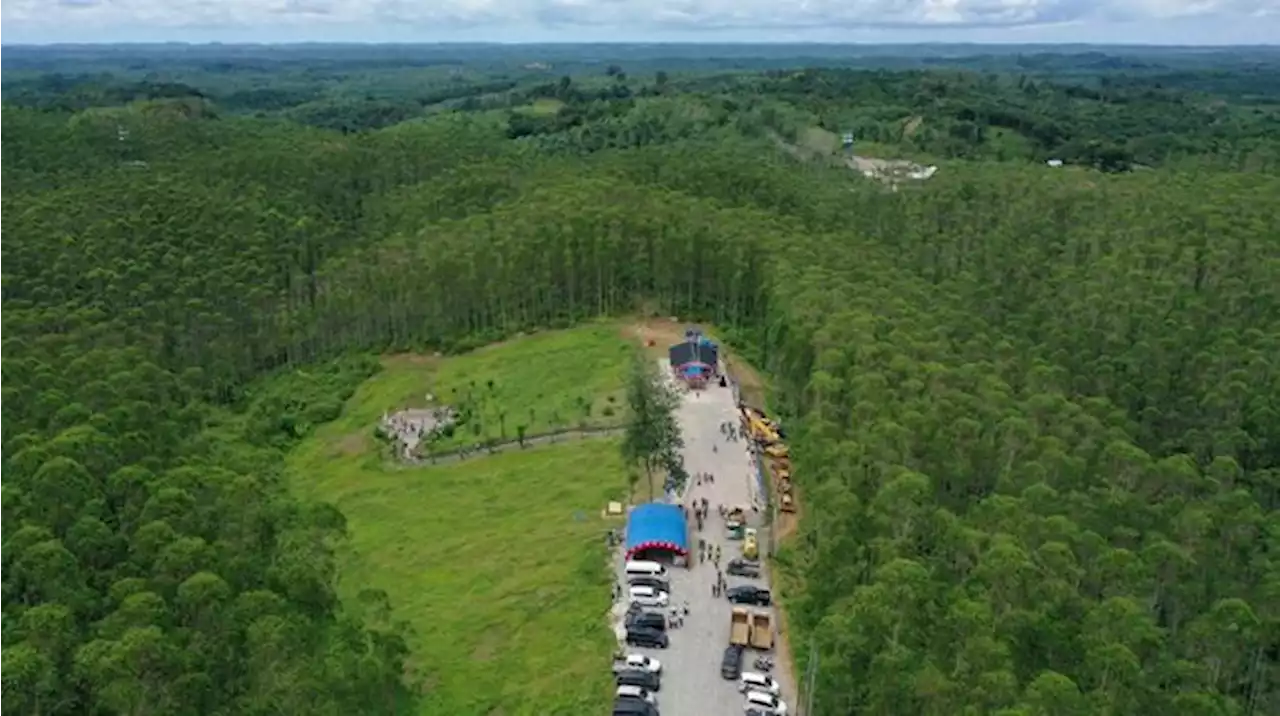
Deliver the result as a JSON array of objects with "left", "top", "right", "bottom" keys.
[
  {"left": 626, "top": 610, "right": 667, "bottom": 631},
  {"left": 614, "top": 697, "right": 659, "bottom": 716},
  {"left": 617, "top": 685, "right": 658, "bottom": 705},
  {"left": 626, "top": 627, "right": 670, "bottom": 649},
  {"left": 629, "top": 585, "right": 670, "bottom": 607},
  {"left": 727, "top": 559, "right": 761, "bottom": 579},
  {"left": 739, "top": 672, "right": 781, "bottom": 695},
  {"left": 744, "top": 689, "right": 788, "bottom": 715},
  {"left": 721, "top": 644, "right": 745, "bottom": 680},
  {"left": 616, "top": 668, "right": 661, "bottom": 692},
  {"left": 726, "top": 585, "right": 772, "bottom": 606},
  {"left": 614, "top": 653, "right": 662, "bottom": 674},
  {"left": 627, "top": 575, "right": 671, "bottom": 591}
]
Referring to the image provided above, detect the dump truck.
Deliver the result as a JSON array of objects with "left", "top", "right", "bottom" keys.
[
  {"left": 750, "top": 612, "right": 774, "bottom": 650},
  {"left": 730, "top": 607, "right": 752, "bottom": 646}
]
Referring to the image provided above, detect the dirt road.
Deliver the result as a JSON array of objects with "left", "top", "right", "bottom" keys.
[{"left": 611, "top": 361, "right": 796, "bottom": 716}]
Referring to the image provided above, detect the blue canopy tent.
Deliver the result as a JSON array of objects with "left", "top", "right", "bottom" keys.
[
  {"left": 625, "top": 503, "right": 690, "bottom": 560},
  {"left": 668, "top": 336, "right": 718, "bottom": 388}
]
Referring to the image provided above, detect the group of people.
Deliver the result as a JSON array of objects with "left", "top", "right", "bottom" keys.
[
  {"left": 711, "top": 570, "right": 728, "bottom": 597},
  {"left": 697, "top": 539, "right": 722, "bottom": 565},
  {"left": 668, "top": 603, "right": 690, "bottom": 628},
  {"left": 719, "top": 420, "right": 743, "bottom": 442}
]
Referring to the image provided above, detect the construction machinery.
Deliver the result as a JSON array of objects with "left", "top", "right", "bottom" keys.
[
  {"left": 778, "top": 473, "right": 796, "bottom": 513},
  {"left": 741, "top": 407, "right": 780, "bottom": 445},
  {"left": 780, "top": 493, "right": 796, "bottom": 513},
  {"left": 750, "top": 612, "right": 774, "bottom": 650},
  {"left": 730, "top": 608, "right": 751, "bottom": 646}
]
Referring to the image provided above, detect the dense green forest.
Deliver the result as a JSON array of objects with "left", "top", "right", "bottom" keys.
[{"left": 3, "top": 45, "right": 1279, "bottom": 716}]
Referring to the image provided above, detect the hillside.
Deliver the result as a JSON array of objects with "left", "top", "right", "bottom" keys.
[{"left": 3, "top": 45, "right": 1279, "bottom": 716}]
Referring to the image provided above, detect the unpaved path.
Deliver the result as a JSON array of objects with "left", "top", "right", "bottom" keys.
[
  {"left": 401, "top": 425, "right": 624, "bottom": 466},
  {"left": 610, "top": 361, "right": 798, "bottom": 716}
]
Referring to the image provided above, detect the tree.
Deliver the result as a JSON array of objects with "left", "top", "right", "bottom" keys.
[
  {"left": 4, "top": 56, "right": 1280, "bottom": 716},
  {"left": 621, "top": 354, "right": 684, "bottom": 501}
]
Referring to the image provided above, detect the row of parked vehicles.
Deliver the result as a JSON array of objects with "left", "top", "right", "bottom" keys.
[
  {"left": 622, "top": 560, "right": 672, "bottom": 653},
  {"left": 718, "top": 547, "right": 787, "bottom": 715},
  {"left": 715, "top": 651, "right": 790, "bottom": 716},
  {"left": 612, "top": 652, "right": 663, "bottom": 716},
  {"left": 614, "top": 561, "right": 673, "bottom": 715}
]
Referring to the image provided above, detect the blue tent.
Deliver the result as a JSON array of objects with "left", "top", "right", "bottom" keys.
[{"left": 625, "top": 503, "right": 689, "bottom": 559}]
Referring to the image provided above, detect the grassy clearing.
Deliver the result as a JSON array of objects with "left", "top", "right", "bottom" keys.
[
  {"left": 287, "top": 325, "right": 639, "bottom": 715},
  {"left": 293, "top": 323, "right": 633, "bottom": 462},
  {"left": 521, "top": 98, "right": 566, "bottom": 116},
  {"left": 414, "top": 325, "right": 632, "bottom": 449},
  {"left": 799, "top": 126, "right": 839, "bottom": 155},
  {"left": 291, "top": 439, "right": 625, "bottom": 716}
]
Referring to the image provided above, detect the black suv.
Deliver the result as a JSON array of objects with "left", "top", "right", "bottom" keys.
[
  {"left": 726, "top": 585, "right": 772, "bottom": 606},
  {"left": 726, "top": 559, "right": 761, "bottom": 579},
  {"left": 616, "top": 668, "right": 661, "bottom": 692},
  {"left": 625, "top": 627, "right": 669, "bottom": 649},
  {"left": 626, "top": 610, "right": 667, "bottom": 631},
  {"left": 613, "top": 698, "right": 658, "bottom": 716},
  {"left": 720, "top": 644, "right": 745, "bottom": 680}
]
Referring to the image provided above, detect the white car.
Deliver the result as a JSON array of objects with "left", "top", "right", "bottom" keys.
[
  {"left": 744, "top": 689, "right": 788, "bottom": 715},
  {"left": 619, "top": 654, "right": 662, "bottom": 674},
  {"left": 617, "top": 685, "right": 658, "bottom": 705},
  {"left": 628, "top": 585, "right": 670, "bottom": 607},
  {"left": 738, "top": 672, "right": 781, "bottom": 695}
]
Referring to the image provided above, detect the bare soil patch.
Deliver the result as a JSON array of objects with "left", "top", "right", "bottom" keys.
[
  {"left": 902, "top": 115, "right": 923, "bottom": 137},
  {"left": 775, "top": 499, "right": 800, "bottom": 542},
  {"left": 724, "top": 355, "right": 767, "bottom": 410},
  {"left": 621, "top": 316, "right": 691, "bottom": 357}
]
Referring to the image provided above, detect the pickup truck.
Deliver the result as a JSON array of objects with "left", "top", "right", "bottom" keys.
[
  {"left": 730, "top": 607, "right": 751, "bottom": 646},
  {"left": 750, "top": 611, "right": 773, "bottom": 650}
]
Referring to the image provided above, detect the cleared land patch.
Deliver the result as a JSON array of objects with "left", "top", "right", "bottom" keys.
[
  {"left": 291, "top": 439, "right": 624, "bottom": 716},
  {"left": 298, "top": 324, "right": 633, "bottom": 464},
  {"left": 286, "top": 325, "right": 638, "bottom": 715},
  {"left": 522, "top": 98, "right": 566, "bottom": 115}
]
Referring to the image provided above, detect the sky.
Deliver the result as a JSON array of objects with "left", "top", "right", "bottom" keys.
[{"left": 2, "top": 0, "right": 1278, "bottom": 45}]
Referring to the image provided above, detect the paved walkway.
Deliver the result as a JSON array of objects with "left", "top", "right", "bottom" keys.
[{"left": 611, "top": 362, "right": 796, "bottom": 716}]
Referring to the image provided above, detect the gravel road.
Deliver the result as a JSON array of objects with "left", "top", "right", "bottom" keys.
[{"left": 610, "top": 362, "right": 795, "bottom": 716}]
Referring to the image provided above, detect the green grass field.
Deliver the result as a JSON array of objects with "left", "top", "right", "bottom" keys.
[
  {"left": 287, "top": 325, "right": 636, "bottom": 715},
  {"left": 519, "top": 98, "right": 566, "bottom": 116},
  {"left": 294, "top": 323, "right": 633, "bottom": 459}
]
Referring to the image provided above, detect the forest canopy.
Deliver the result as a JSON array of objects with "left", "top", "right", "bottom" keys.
[{"left": 3, "top": 44, "right": 1278, "bottom": 716}]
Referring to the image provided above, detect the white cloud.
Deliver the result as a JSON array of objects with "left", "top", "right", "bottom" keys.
[{"left": 3, "top": 0, "right": 1277, "bottom": 41}]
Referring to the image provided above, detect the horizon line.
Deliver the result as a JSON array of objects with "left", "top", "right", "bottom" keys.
[{"left": 5, "top": 40, "right": 1279, "bottom": 49}]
